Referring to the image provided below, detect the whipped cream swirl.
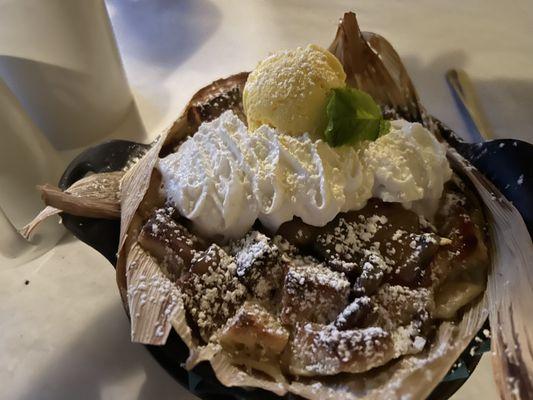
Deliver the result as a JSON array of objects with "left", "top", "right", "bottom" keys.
[
  {"left": 364, "top": 120, "right": 452, "bottom": 216},
  {"left": 159, "top": 111, "right": 451, "bottom": 240}
]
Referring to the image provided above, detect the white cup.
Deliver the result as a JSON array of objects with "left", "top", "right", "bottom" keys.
[
  {"left": 0, "top": 78, "right": 65, "bottom": 265},
  {"left": 0, "top": 0, "right": 133, "bottom": 150}
]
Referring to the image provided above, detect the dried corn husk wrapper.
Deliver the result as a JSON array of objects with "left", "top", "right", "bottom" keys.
[
  {"left": 27, "top": 11, "right": 532, "bottom": 400},
  {"left": 21, "top": 171, "right": 123, "bottom": 239}
]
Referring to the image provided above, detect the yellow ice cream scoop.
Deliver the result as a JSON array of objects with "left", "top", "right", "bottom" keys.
[{"left": 243, "top": 44, "right": 346, "bottom": 139}]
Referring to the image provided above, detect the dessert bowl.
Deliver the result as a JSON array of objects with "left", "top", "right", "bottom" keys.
[{"left": 24, "top": 12, "right": 532, "bottom": 400}]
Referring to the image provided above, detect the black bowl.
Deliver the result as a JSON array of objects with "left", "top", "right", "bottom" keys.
[{"left": 58, "top": 128, "right": 533, "bottom": 399}]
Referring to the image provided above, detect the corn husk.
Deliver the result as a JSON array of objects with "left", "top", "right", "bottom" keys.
[
  {"left": 117, "top": 134, "right": 168, "bottom": 310},
  {"left": 329, "top": 13, "right": 425, "bottom": 124},
  {"left": 447, "top": 149, "right": 533, "bottom": 399},
  {"left": 30, "top": 11, "right": 532, "bottom": 400},
  {"left": 125, "top": 243, "right": 181, "bottom": 345},
  {"left": 21, "top": 171, "right": 123, "bottom": 239}
]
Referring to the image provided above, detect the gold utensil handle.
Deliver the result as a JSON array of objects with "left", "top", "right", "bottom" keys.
[{"left": 446, "top": 69, "right": 494, "bottom": 141}]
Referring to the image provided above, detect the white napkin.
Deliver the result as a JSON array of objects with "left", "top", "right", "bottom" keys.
[
  {"left": 0, "top": 78, "right": 64, "bottom": 265},
  {"left": 0, "top": 0, "right": 133, "bottom": 149}
]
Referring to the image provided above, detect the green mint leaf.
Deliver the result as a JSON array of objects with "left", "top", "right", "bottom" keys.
[
  {"left": 379, "top": 119, "right": 391, "bottom": 137},
  {"left": 324, "top": 87, "right": 387, "bottom": 147}
]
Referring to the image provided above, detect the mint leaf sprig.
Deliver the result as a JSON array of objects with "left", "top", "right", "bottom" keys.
[{"left": 324, "top": 87, "right": 390, "bottom": 147}]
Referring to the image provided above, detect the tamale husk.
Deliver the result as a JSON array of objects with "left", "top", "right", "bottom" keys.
[
  {"left": 117, "top": 134, "right": 168, "bottom": 311},
  {"left": 21, "top": 171, "right": 123, "bottom": 239},
  {"left": 329, "top": 12, "right": 426, "bottom": 125},
  {"left": 37, "top": 183, "right": 120, "bottom": 219},
  {"left": 447, "top": 149, "right": 533, "bottom": 399},
  {"left": 125, "top": 243, "right": 181, "bottom": 345}
]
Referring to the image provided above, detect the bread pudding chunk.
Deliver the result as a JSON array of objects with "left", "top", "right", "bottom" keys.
[
  {"left": 315, "top": 200, "right": 444, "bottom": 288},
  {"left": 227, "top": 231, "right": 284, "bottom": 302},
  {"left": 280, "top": 257, "right": 350, "bottom": 325},
  {"left": 429, "top": 185, "right": 489, "bottom": 318},
  {"left": 286, "top": 323, "right": 394, "bottom": 376},
  {"left": 138, "top": 207, "right": 205, "bottom": 280},
  {"left": 179, "top": 244, "right": 247, "bottom": 341},
  {"left": 219, "top": 302, "right": 289, "bottom": 359},
  {"left": 334, "top": 296, "right": 376, "bottom": 330}
]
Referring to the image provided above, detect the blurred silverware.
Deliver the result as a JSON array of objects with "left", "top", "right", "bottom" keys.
[{"left": 446, "top": 69, "right": 494, "bottom": 141}]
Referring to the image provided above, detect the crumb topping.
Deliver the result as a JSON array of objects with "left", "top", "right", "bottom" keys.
[
  {"left": 180, "top": 244, "right": 247, "bottom": 341},
  {"left": 137, "top": 185, "right": 486, "bottom": 379}
]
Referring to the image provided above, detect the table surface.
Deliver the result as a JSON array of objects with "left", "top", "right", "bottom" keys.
[{"left": 3, "top": 0, "right": 533, "bottom": 399}]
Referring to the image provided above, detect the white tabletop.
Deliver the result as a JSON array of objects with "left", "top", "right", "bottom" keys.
[{"left": 3, "top": 0, "right": 533, "bottom": 399}]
